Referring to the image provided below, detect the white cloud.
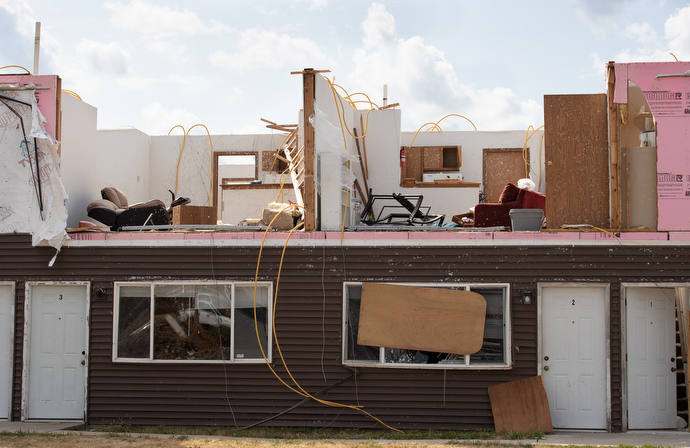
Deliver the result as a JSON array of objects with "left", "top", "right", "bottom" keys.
[
  {"left": 167, "top": 73, "right": 211, "bottom": 92},
  {"left": 255, "top": 6, "right": 279, "bottom": 15},
  {"left": 613, "top": 5, "right": 690, "bottom": 63},
  {"left": 75, "top": 39, "right": 131, "bottom": 76},
  {"left": 570, "top": 0, "right": 641, "bottom": 33},
  {"left": 145, "top": 38, "right": 189, "bottom": 61},
  {"left": 626, "top": 22, "right": 659, "bottom": 45},
  {"left": 102, "top": 0, "right": 227, "bottom": 36},
  {"left": 0, "top": 0, "right": 34, "bottom": 36},
  {"left": 141, "top": 102, "right": 203, "bottom": 135},
  {"left": 349, "top": 3, "right": 540, "bottom": 131},
  {"left": 665, "top": 5, "right": 690, "bottom": 60},
  {"left": 209, "top": 28, "right": 332, "bottom": 74},
  {"left": 296, "top": 0, "right": 328, "bottom": 11}
]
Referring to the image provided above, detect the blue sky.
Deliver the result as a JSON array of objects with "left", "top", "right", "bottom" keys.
[{"left": 1, "top": 0, "right": 689, "bottom": 135}]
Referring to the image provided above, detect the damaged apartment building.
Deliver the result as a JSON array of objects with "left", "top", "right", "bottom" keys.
[{"left": 1, "top": 61, "right": 690, "bottom": 433}]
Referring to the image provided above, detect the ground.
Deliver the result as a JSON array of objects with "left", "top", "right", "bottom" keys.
[{"left": 0, "top": 433, "right": 534, "bottom": 448}]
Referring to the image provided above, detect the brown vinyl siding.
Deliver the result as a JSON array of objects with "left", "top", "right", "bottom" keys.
[{"left": 2, "top": 233, "right": 687, "bottom": 430}]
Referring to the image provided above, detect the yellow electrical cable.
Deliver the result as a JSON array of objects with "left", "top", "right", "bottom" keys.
[
  {"left": 186, "top": 124, "right": 214, "bottom": 207},
  {"left": 0, "top": 65, "right": 31, "bottom": 74},
  {"left": 169, "top": 125, "right": 188, "bottom": 199},
  {"left": 409, "top": 115, "right": 477, "bottom": 148},
  {"left": 251, "top": 207, "right": 402, "bottom": 432},
  {"left": 61, "top": 89, "right": 82, "bottom": 101},
  {"left": 169, "top": 124, "right": 214, "bottom": 206},
  {"left": 538, "top": 133, "right": 545, "bottom": 191},
  {"left": 590, "top": 226, "right": 619, "bottom": 238},
  {"left": 522, "top": 125, "right": 544, "bottom": 178},
  {"left": 670, "top": 53, "right": 679, "bottom": 62}
]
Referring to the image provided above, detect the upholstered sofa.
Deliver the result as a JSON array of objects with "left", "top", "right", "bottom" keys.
[{"left": 473, "top": 183, "right": 546, "bottom": 229}]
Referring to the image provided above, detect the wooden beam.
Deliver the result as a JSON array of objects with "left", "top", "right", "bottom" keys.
[
  {"left": 302, "top": 69, "right": 316, "bottom": 231},
  {"left": 607, "top": 62, "right": 621, "bottom": 229},
  {"left": 359, "top": 115, "right": 370, "bottom": 180},
  {"left": 379, "top": 102, "right": 400, "bottom": 110},
  {"left": 353, "top": 128, "right": 369, "bottom": 196},
  {"left": 354, "top": 178, "right": 367, "bottom": 205}
]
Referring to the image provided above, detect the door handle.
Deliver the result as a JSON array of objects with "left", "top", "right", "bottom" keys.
[
  {"left": 672, "top": 367, "right": 677, "bottom": 372},
  {"left": 544, "top": 366, "right": 549, "bottom": 371},
  {"left": 81, "top": 360, "right": 85, "bottom": 365}
]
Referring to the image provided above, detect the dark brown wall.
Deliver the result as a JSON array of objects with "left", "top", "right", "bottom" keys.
[{"left": 2, "top": 234, "right": 688, "bottom": 431}]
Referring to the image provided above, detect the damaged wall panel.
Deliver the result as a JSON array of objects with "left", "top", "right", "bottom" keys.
[{"left": 358, "top": 282, "right": 486, "bottom": 354}]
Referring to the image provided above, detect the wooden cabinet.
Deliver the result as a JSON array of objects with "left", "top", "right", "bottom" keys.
[{"left": 401, "top": 146, "right": 461, "bottom": 182}]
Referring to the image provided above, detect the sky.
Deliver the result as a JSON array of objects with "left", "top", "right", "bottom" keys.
[{"left": 1, "top": 0, "right": 690, "bottom": 136}]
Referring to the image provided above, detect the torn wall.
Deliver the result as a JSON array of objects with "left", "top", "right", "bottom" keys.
[{"left": 0, "top": 89, "right": 68, "bottom": 257}]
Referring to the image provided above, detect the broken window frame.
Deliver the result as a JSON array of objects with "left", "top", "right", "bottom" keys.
[
  {"left": 113, "top": 280, "right": 273, "bottom": 364},
  {"left": 342, "top": 282, "right": 511, "bottom": 369}
]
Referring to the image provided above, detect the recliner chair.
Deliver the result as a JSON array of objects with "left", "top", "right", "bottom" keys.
[{"left": 87, "top": 187, "right": 171, "bottom": 230}]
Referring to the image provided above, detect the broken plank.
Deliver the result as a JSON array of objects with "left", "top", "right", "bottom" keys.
[
  {"left": 353, "top": 128, "right": 369, "bottom": 195},
  {"left": 358, "top": 283, "right": 486, "bottom": 354},
  {"left": 488, "top": 376, "right": 553, "bottom": 433}
]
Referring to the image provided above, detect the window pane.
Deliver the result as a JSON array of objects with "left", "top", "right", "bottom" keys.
[
  {"left": 469, "top": 287, "right": 505, "bottom": 364},
  {"left": 117, "top": 285, "right": 151, "bottom": 359},
  {"left": 153, "top": 284, "right": 232, "bottom": 360},
  {"left": 346, "top": 285, "right": 379, "bottom": 362},
  {"left": 234, "top": 284, "right": 269, "bottom": 360}
]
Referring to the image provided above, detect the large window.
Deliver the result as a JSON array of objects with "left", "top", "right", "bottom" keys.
[
  {"left": 114, "top": 281, "right": 271, "bottom": 363},
  {"left": 343, "top": 283, "right": 510, "bottom": 369}
]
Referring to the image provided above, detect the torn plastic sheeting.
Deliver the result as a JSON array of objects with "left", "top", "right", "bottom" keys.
[
  {"left": 310, "top": 107, "right": 362, "bottom": 191},
  {"left": 0, "top": 89, "right": 68, "bottom": 265}
]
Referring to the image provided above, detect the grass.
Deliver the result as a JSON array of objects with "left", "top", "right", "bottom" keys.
[{"left": 96, "top": 424, "right": 545, "bottom": 441}]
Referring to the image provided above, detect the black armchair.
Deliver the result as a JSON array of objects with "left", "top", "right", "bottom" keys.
[{"left": 87, "top": 187, "right": 171, "bottom": 230}]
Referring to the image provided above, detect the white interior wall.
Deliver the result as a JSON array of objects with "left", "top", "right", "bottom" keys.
[
  {"left": 60, "top": 95, "right": 99, "bottom": 227},
  {"left": 398, "top": 130, "right": 545, "bottom": 218},
  {"left": 313, "top": 75, "right": 358, "bottom": 230},
  {"left": 149, "top": 134, "right": 285, "bottom": 208},
  {"left": 95, "top": 129, "right": 151, "bottom": 204},
  {"left": 221, "top": 188, "right": 296, "bottom": 225}
]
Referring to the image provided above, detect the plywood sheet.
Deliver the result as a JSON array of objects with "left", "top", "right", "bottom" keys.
[
  {"left": 402, "top": 147, "right": 423, "bottom": 182},
  {"left": 483, "top": 148, "right": 527, "bottom": 203},
  {"left": 544, "top": 94, "right": 609, "bottom": 228},
  {"left": 358, "top": 283, "right": 486, "bottom": 355},
  {"left": 488, "top": 376, "right": 553, "bottom": 433}
]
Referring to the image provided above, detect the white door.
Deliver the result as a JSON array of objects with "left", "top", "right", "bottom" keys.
[
  {"left": 27, "top": 284, "right": 87, "bottom": 420},
  {"left": 542, "top": 286, "right": 607, "bottom": 429},
  {"left": 0, "top": 284, "right": 13, "bottom": 420},
  {"left": 626, "top": 287, "right": 676, "bottom": 429}
]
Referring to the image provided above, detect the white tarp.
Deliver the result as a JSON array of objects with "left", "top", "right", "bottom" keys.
[{"left": 0, "top": 88, "right": 68, "bottom": 265}]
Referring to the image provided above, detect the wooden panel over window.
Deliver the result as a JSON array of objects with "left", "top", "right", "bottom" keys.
[
  {"left": 544, "top": 94, "right": 609, "bottom": 229},
  {"left": 357, "top": 283, "right": 486, "bottom": 355}
]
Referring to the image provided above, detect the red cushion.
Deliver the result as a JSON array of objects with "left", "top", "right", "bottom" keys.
[
  {"left": 519, "top": 189, "right": 546, "bottom": 211},
  {"left": 498, "top": 183, "right": 520, "bottom": 203}
]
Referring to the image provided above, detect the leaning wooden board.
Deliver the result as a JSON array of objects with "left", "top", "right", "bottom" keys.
[
  {"left": 358, "top": 283, "right": 487, "bottom": 354},
  {"left": 488, "top": 376, "right": 553, "bottom": 433}
]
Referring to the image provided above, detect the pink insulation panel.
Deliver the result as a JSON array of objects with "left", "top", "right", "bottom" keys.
[
  {"left": 0, "top": 74, "right": 60, "bottom": 140},
  {"left": 614, "top": 62, "right": 690, "bottom": 230}
]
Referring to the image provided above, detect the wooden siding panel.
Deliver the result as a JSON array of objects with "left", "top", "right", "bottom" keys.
[
  {"left": 544, "top": 94, "right": 610, "bottom": 228},
  {"left": 2, "top": 234, "right": 688, "bottom": 430}
]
